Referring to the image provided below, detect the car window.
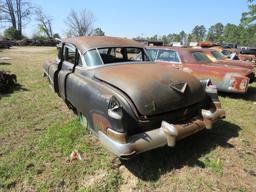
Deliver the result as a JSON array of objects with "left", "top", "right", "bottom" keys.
[
  {"left": 98, "top": 47, "right": 150, "bottom": 64},
  {"left": 83, "top": 47, "right": 150, "bottom": 66},
  {"left": 192, "top": 52, "right": 211, "bottom": 62},
  {"left": 211, "top": 51, "right": 225, "bottom": 60},
  {"left": 146, "top": 49, "right": 158, "bottom": 60},
  {"left": 156, "top": 50, "right": 180, "bottom": 63},
  {"left": 64, "top": 46, "right": 76, "bottom": 64},
  {"left": 84, "top": 49, "right": 103, "bottom": 67},
  {"left": 222, "top": 50, "right": 232, "bottom": 56}
]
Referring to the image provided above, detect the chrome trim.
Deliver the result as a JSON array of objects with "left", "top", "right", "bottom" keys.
[
  {"left": 107, "top": 128, "right": 127, "bottom": 137},
  {"left": 97, "top": 108, "right": 225, "bottom": 159}
]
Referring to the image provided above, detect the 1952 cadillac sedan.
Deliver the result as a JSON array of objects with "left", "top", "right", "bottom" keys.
[
  {"left": 147, "top": 47, "right": 254, "bottom": 94},
  {"left": 43, "top": 36, "right": 225, "bottom": 159}
]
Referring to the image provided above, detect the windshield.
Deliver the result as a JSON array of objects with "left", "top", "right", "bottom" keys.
[
  {"left": 146, "top": 49, "right": 158, "bottom": 60},
  {"left": 192, "top": 52, "right": 211, "bottom": 62},
  {"left": 211, "top": 51, "right": 225, "bottom": 60},
  {"left": 84, "top": 47, "right": 150, "bottom": 67},
  {"left": 147, "top": 49, "right": 181, "bottom": 63},
  {"left": 157, "top": 49, "right": 180, "bottom": 62}
]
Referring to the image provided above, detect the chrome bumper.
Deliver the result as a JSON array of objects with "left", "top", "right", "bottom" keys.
[{"left": 98, "top": 109, "right": 225, "bottom": 159}]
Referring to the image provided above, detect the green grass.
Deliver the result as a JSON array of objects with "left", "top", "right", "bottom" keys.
[{"left": 0, "top": 46, "right": 256, "bottom": 191}]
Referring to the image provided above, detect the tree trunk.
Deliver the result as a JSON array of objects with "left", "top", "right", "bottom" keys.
[
  {"left": 6, "top": 0, "right": 17, "bottom": 30},
  {"left": 16, "top": 0, "right": 22, "bottom": 38}
]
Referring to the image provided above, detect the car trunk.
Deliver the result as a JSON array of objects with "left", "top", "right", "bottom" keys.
[{"left": 93, "top": 63, "right": 205, "bottom": 116}]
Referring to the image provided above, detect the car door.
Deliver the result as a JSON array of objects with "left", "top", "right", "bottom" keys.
[
  {"left": 58, "top": 44, "right": 77, "bottom": 100},
  {"left": 48, "top": 44, "right": 63, "bottom": 92}
]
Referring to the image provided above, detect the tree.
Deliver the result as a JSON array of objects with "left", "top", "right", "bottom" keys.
[
  {"left": 161, "top": 35, "right": 169, "bottom": 45},
  {"left": 241, "top": 0, "right": 256, "bottom": 26},
  {"left": 0, "top": 0, "right": 33, "bottom": 39},
  {"left": 207, "top": 23, "right": 224, "bottom": 42},
  {"left": 93, "top": 28, "right": 105, "bottom": 36},
  {"left": 3, "top": 27, "right": 19, "bottom": 39},
  {"left": 35, "top": 8, "right": 53, "bottom": 38},
  {"left": 191, "top": 25, "right": 206, "bottom": 42},
  {"left": 179, "top": 30, "right": 187, "bottom": 44},
  {"left": 149, "top": 35, "right": 158, "bottom": 41},
  {"left": 223, "top": 23, "right": 240, "bottom": 44},
  {"left": 65, "top": 9, "right": 95, "bottom": 37},
  {"left": 167, "top": 33, "right": 181, "bottom": 42}
]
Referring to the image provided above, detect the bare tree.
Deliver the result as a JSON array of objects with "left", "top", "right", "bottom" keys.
[
  {"left": 35, "top": 8, "right": 53, "bottom": 38},
  {"left": 65, "top": 9, "right": 95, "bottom": 37},
  {"left": 0, "top": 0, "right": 33, "bottom": 38}
]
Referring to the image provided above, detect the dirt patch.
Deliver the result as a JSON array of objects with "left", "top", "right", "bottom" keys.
[
  {"left": 118, "top": 165, "right": 139, "bottom": 192},
  {"left": 79, "top": 170, "right": 107, "bottom": 188}
]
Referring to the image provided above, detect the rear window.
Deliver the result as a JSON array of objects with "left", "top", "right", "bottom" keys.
[
  {"left": 98, "top": 47, "right": 149, "bottom": 64},
  {"left": 84, "top": 49, "right": 103, "bottom": 67},
  {"left": 83, "top": 47, "right": 150, "bottom": 66},
  {"left": 192, "top": 52, "right": 211, "bottom": 62}
]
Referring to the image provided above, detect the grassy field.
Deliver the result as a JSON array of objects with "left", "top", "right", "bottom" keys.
[{"left": 0, "top": 46, "right": 256, "bottom": 192}]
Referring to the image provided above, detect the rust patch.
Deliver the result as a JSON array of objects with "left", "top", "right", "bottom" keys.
[
  {"left": 92, "top": 113, "right": 111, "bottom": 134},
  {"left": 107, "top": 128, "right": 127, "bottom": 144}
]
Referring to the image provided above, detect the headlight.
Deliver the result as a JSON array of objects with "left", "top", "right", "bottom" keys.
[{"left": 108, "top": 96, "right": 123, "bottom": 120}]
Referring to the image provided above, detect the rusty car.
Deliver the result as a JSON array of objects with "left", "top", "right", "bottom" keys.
[
  {"left": 240, "top": 48, "right": 256, "bottom": 57},
  {"left": 43, "top": 36, "right": 225, "bottom": 159},
  {"left": 211, "top": 46, "right": 256, "bottom": 63},
  {"left": 147, "top": 47, "right": 254, "bottom": 93},
  {"left": 201, "top": 48, "right": 255, "bottom": 71},
  {"left": 0, "top": 39, "right": 12, "bottom": 49}
]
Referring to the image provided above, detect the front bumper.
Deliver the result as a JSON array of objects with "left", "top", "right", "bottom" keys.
[
  {"left": 98, "top": 108, "right": 225, "bottom": 159},
  {"left": 247, "top": 72, "right": 255, "bottom": 83}
]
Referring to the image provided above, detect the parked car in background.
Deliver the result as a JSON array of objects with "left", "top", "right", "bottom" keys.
[
  {"left": 212, "top": 46, "right": 256, "bottom": 63},
  {"left": 240, "top": 48, "right": 256, "bottom": 56},
  {"left": 43, "top": 36, "right": 225, "bottom": 159},
  {"left": 147, "top": 47, "right": 254, "bottom": 93},
  {"left": 201, "top": 49, "right": 255, "bottom": 71},
  {"left": 0, "top": 39, "right": 12, "bottom": 49}
]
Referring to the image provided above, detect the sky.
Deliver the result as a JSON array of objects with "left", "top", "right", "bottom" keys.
[{"left": 4, "top": 0, "right": 250, "bottom": 38}]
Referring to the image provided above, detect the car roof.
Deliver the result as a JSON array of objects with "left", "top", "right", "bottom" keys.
[
  {"left": 147, "top": 46, "right": 215, "bottom": 63},
  {"left": 64, "top": 36, "right": 145, "bottom": 54},
  {"left": 147, "top": 46, "right": 216, "bottom": 53}
]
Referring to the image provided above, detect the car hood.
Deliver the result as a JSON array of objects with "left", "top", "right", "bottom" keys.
[
  {"left": 93, "top": 63, "right": 205, "bottom": 116},
  {"left": 214, "top": 60, "right": 254, "bottom": 70}
]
